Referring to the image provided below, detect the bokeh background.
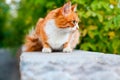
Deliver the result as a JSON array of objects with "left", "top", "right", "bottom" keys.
[
  {"left": 0, "top": 0, "right": 120, "bottom": 80},
  {"left": 1, "top": 0, "right": 120, "bottom": 54}
]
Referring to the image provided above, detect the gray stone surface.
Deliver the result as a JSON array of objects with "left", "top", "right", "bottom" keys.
[
  {"left": 0, "top": 49, "right": 20, "bottom": 80},
  {"left": 20, "top": 50, "right": 120, "bottom": 80}
]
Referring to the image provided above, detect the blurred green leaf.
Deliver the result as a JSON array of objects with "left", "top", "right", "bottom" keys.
[{"left": 0, "top": 0, "right": 120, "bottom": 54}]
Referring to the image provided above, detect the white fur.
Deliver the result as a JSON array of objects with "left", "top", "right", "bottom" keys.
[
  {"left": 63, "top": 46, "right": 72, "bottom": 53},
  {"left": 42, "top": 48, "right": 52, "bottom": 53},
  {"left": 22, "top": 28, "right": 35, "bottom": 52},
  {"left": 28, "top": 27, "right": 35, "bottom": 37},
  {"left": 45, "top": 19, "right": 72, "bottom": 50},
  {"left": 22, "top": 45, "right": 27, "bottom": 52}
]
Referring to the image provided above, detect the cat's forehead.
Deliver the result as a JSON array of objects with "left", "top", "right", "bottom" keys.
[{"left": 66, "top": 12, "right": 79, "bottom": 21}]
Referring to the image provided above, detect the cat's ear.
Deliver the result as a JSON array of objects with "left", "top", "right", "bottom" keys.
[
  {"left": 62, "top": 1, "right": 71, "bottom": 16},
  {"left": 71, "top": 4, "right": 77, "bottom": 12}
]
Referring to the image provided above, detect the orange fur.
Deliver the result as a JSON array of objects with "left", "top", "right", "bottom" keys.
[
  {"left": 24, "top": 34, "right": 42, "bottom": 51},
  {"left": 23, "top": 2, "right": 80, "bottom": 52}
]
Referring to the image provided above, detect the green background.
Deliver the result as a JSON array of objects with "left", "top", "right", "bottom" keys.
[{"left": 0, "top": 0, "right": 120, "bottom": 54}]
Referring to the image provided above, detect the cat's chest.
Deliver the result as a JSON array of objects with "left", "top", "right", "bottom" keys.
[{"left": 45, "top": 20, "right": 69, "bottom": 49}]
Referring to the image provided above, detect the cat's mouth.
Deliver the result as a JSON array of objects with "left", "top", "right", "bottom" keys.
[
  {"left": 65, "top": 25, "right": 79, "bottom": 30},
  {"left": 76, "top": 26, "right": 79, "bottom": 30},
  {"left": 64, "top": 27, "right": 78, "bottom": 33},
  {"left": 59, "top": 25, "right": 79, "bottom": 33},
  {"left": 72, "top": 25, "right": 79, "bottom": 31}
]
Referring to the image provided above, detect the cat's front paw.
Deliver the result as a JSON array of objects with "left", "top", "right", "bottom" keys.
[
  {"left": 42, "top": 48, "right": 52, "bottom": 53},
  {"left": 63, "top": 47, "right": 72, "bottom": 53}
]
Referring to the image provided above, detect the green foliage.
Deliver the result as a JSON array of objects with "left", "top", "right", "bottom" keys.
[
  {"left": 74, "top": 0, "right": 120, "bottom": 54},
  {"left": 0, "top": 0, "right": 9, "bottom": 47},
  {"left": 2, "top": 0, "right": 67, "bottom": 48},
  {"left": 1, "top": 0, "right": 120, "bottom": 54}
]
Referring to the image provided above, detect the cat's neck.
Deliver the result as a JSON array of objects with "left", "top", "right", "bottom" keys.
[
  {"left": 45, "top": 19, "right": 70, "bottom": 50},
  {"left": 45, "top": 19, "right": 71, "bottom": 34}
]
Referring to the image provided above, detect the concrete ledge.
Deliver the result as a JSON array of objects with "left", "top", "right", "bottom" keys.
[{"left": 20, "top": 50, "right": 120, "bottom": 80}]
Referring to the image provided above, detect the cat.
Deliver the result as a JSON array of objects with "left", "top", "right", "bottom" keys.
[{"left": 23, "top": 1, "right": 80, "bottom": 53}]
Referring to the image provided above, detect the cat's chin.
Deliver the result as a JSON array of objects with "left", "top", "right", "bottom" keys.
[
  {"left": 57, "top": 27, "right": 74, "bottom": 32},
  {"left": 62, "top": 28, "right": 77, "bottom": 33}
]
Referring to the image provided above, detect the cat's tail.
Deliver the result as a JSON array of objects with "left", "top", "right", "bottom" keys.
[
  {"left": 22, "top": 28, "right": 43, "bottom": 52},
  {"left": 22, "top": 18, "right": 44, "bottom": 52}
]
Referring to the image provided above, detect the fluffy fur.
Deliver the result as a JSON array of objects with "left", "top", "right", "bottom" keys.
[{"left": 23, "top": 2, "right": 80, "bottom": 53}]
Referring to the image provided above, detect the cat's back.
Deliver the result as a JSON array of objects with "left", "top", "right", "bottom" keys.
[{"left": 45, "top": 8, "right": 60, "bottom": 20}]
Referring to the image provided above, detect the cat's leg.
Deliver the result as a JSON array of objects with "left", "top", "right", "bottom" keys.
[
  {"left": 70, "top": 30, "right": 80, "bottom": 49},
  {"left": 35, "top": 18, "right": 52, "bottom": 53},
  {"left": 40, "top": 32, "right": 52, "bottom": 53},
  {"left": 42, "top": 42, "right": 52, "bottom": 53},
  {"left": 63, "top": 42, "right": 72, "bottom": 53},
  {"left": 63, "top": 30, "right": 80, "bottom": 53}
]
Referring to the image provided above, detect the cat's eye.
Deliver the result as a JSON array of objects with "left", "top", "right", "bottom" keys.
[
  {"left": 72, "top": 20, "right": 76, "bottom": 24},
  {"left": 67, "top": 26, "right": 70, "bottom": 27}
]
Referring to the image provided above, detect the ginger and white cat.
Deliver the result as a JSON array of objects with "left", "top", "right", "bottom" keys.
[{"left": 23, "top": 2, "right": 80, "bottom": 53}]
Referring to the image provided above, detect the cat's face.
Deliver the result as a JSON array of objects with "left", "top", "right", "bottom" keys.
[{"left": 55, "top": 2, "right": 79, "bottom": 32}]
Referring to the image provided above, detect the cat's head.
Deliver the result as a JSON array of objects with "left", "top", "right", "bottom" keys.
[{"left": 55, "top": 1, "right": 79, "bottom": 32}]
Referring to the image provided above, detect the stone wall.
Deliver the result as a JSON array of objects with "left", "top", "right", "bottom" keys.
[
  {"left": 0, "top": 49, "right": 20, "bottom": 80},
  {"left": 20, "top": 50, "right": 120, "bottom": 80}
]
